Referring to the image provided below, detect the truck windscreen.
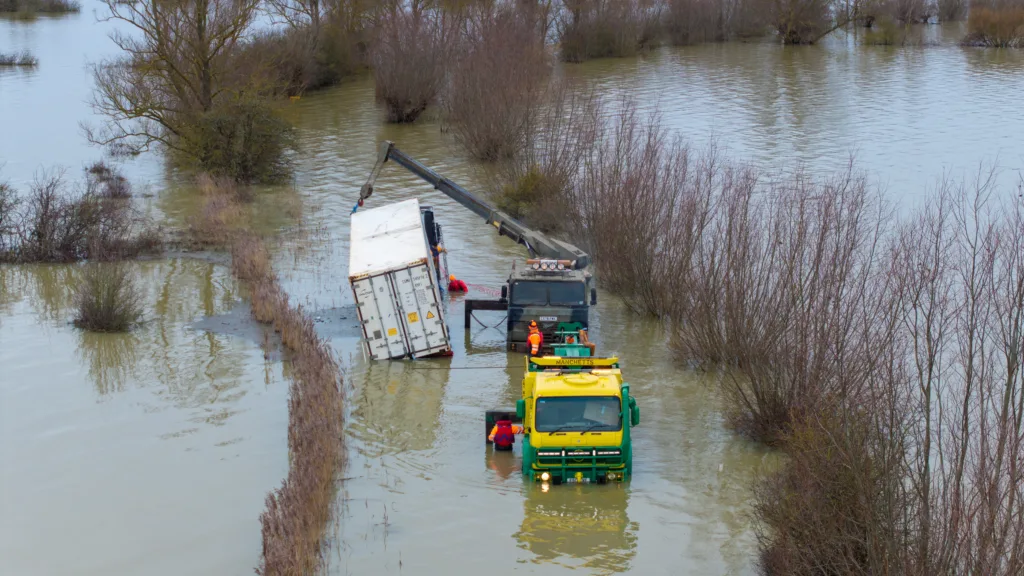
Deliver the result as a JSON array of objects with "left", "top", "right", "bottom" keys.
[
  {"left": 534, "top": 397, "right": 621, "bottom": 432},
  {"left": 511, "top": 282, "right": 586, "bottom": 306}
]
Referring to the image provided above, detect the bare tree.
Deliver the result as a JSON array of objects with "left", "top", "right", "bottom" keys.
[
  {"left": 444, "top": 2, "right": 550, "bottom": 160},
  {"left": 88, "top": 0, "right": 264, "bottom": 157},
  {"left": 371, "top": 3, "right": 452, "bottom": 123},
  {"left": 765, "top": 0, "right": 859, "bottom": 44},
  {"left": 937, "top": 0, "right": 967, "bottom": 20}
]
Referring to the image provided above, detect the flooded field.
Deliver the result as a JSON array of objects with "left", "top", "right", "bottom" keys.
[{"left": 3, "top": 6, "right": 1024, "bottom": 575}]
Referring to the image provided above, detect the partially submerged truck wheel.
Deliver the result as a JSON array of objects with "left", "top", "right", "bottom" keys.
[
  {"left": 517, "top": 354, "right": 640, "bottom": 485},
  {"left": 348, "top": 199, "right": 452, "bottom": 360}
]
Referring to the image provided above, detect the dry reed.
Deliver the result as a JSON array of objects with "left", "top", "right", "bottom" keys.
[{"left": 192, "top": 179, "right": 345, "bottom": 575}]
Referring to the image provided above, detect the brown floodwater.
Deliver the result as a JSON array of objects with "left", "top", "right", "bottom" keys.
[{"left": 3, "top": 9, "right": 1024, "bottom": 576}]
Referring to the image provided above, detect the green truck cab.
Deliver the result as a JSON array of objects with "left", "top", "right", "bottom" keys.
[{"left": 513, "top": 348, "right": 640, "bottom": 485}]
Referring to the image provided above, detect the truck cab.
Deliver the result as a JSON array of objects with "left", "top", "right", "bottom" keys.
[
  {"left": 516, "top": 355, "right": 640, "bottom": 484},
  {"left": 505, "top": 265, "right": 595, "bottom": 353}
]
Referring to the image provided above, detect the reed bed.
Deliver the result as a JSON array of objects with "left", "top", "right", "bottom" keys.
[{"left": 193, "top": 179, "right": 345, "bottom": 575}]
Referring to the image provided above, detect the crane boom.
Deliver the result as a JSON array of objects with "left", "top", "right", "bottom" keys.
[{"left": 359, "top": 141, "right": 590, "bottom": 270}]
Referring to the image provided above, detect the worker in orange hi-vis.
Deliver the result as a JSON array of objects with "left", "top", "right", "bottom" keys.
[
  {"left": 527, "top": 329, "right": 543, "bottom": 356},
  {"left": 527, "top": 320, "right": 544, "bottom": 353}
]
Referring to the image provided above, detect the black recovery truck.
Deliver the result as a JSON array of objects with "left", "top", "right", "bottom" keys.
[{"left": 358, "top": 141, "right": 596, "bottom": 353}]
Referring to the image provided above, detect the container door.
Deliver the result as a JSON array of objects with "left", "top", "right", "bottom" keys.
[
  {"left": 352, "top": 274, "right": 408, "bottom": 360},
  {"left": 393, "top": 263, "right": 450, "bottom": 357}
]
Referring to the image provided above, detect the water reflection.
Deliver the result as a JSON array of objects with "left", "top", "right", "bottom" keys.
[
  {"left": 515, "top": 483, "right": 639, "bottom": 573},
  {"left": 3, "top": 259, "right": 257, "bottom": 421},
  {"left": 76, "top": 330, "right": 140, "bottom": 395},
  {"left": 347, "top": 359, "right": 450, "bottom": 457},
  {"left": 0, "top": 258, "right": 288, "bottom": 576}
]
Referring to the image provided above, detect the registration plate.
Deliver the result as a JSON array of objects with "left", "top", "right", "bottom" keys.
[
  {"left": 564, "top": 477, "right": 591, "bottom": 484},
  {"left": 539, "top": 316, "right": 557, "bottom": 322}
]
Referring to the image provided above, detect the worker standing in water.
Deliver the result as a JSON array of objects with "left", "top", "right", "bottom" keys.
[
  {"left": 448, "top": 274, "right": 468, "bottom": 293},
  {"left": 527, "top": 320, "right": 543, "bottom": 356},
  {"left": 489, "top": 419, "right": 524, "bottom": 451}
]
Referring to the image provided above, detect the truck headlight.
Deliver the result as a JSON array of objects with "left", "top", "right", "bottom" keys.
[
  {"left": 540, "top": 472, "right": 551, "bottom": 482},
  {"left": 606, "top": 472, "right": 617, "bottom": 481}
]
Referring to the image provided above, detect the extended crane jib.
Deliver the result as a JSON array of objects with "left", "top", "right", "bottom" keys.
[{"left": 359, "top": 141, "right": 590, "bottom": 270}]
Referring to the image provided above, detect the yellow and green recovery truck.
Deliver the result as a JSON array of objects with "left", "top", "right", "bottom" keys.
[{"left": 489, "top": 326, "right": 640, "bottom": 484}]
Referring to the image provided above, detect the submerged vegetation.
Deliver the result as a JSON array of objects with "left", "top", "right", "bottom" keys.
[
  {"left": 965, "top": 0, "right": 1024, "bottom": 47},
  {"left": 190, "top": 179, "right": 345, "bottom": 576},
  {"left": 0, "top": 51, "right": 37, "bottom": 67},
  {"left": 0, "top": 0, "right": 79, "bottom": 14},
  {"left": 73, "top": 262, "right": 143, "bottom": 332},
  {"left": 507, "top": 96, "right": 1024, "bottom": 573},
  {"left": 0, "top": 167, "right": 158, "bottom": 264},
  {"left": 89, "top": 0, "right": 295, "bottom": 183}
]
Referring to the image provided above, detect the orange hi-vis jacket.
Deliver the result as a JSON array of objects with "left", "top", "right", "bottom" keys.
[{"left": 527, "top": 331, "right": 542, "bottom": 354}]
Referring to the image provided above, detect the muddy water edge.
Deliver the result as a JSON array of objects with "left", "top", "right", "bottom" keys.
[{"left": 3, "top": 11, "right": 1024, "bottom": 576}]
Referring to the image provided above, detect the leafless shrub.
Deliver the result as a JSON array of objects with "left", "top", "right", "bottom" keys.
[
  {"left": 73, "top": 262, "right": 143, "bottom": 332},
  {"left": 0, "top": 51, "right": 38, "bottom": 67},
  {"left": 443, "top": 3, "right": 550, "bottom": 160},
  {"left": 0, "top": 170, "right": 158, "bottom": 263},
  {"left": 766, "top": 0, "right": 850, "bottom": 44},
  {"left": 890, "top": 0, "right": 931, "bottom": 23},
  {"left": 964, "top": 0, "right": 1024, "bottom": 47},
  {"left": 665, "top": 0, "right": 764, "bottom": 44},
  {"left": 938, "top": 0, "right": 967, "bottom": 21},
  {"left": 556, "top": 0, "right": 661, "bottom": 62},
  {"left": 863, "top": 15, "right": 914, "bottom": 45},
  {"left": 85, "top": 161, "right": 131, "bottom": 199},
  {"left": 0, "top": 180, "right": 17, "bottom": 255},
  {"left": 753, "top": 172, "right": 1024, "bottom": 574},
  {"left": 371, "top": 5, "right": 452, "bottom": 123},
  {"left": 494, "top": 79, "right": 601, "bottom": 233}
]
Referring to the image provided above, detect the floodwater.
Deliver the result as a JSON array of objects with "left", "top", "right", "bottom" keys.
[{"left": 3, "top": 7, "right": 1024, "bottom": 575}]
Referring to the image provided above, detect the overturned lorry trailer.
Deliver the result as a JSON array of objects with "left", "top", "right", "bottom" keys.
[{"left": 348, "top": 199, "right": 452, "bottom": 360}]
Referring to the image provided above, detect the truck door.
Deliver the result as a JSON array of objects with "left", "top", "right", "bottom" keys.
[
  {"left": 352, "top": 274, "right": 408, "bottom": 360},
  {"left": 392, "top": 263, "right": 449, "bottom": 356}
]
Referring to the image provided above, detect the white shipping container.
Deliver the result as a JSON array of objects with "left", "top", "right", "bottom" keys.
[{"left": 348, "top": 199, "right": 451, "bottom": 360}]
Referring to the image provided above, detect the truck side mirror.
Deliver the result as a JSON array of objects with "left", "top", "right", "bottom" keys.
[
  {"left": 591, "top": 288, "right": 597, "bottom": 305},
  {"left": 501, "top": 285, "right": 508, "bottom": 301},
  {"left": 631, "top": 405, "right": 640, "bottom": 427},
  {"left": 516, "top": 399, "right": 525, "bottom": 420}
]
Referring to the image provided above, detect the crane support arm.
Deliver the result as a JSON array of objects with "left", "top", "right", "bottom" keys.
[{"left": 359, "top": 141, "right": 590, "bottom": 269}]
